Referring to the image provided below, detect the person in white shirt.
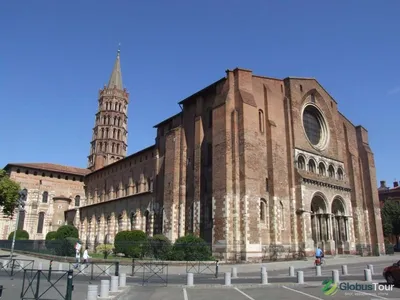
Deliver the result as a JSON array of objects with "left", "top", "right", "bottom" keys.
[
  {"left": 74, "top": 241, "right": 82, "bottom": 268},
  {"left": 83, "top": 246, "right": 90, "bottom": 264}
]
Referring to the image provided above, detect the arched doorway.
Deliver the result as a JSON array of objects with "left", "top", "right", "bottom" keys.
[
  {"left": 311, "top": 195, "right": 328, "bottom": 247},
  {"left": 332, "top": 198, "right": 348, "bottom": 254}
]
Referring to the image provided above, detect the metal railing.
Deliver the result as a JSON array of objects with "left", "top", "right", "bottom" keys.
[
  {"left": 0, "top": 258, "right": 35, "bottom": 277},
  {"left": 20, "top": 269, "right": 73, "bottom": 300}
]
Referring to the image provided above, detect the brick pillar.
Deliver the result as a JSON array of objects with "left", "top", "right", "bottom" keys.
[{"left": 193, "top": 116, "right": 203, "bottom": 237}]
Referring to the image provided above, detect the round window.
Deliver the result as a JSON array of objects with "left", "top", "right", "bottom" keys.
[{"left": 302, "top": 104, "right": 328, "bottom": 149}]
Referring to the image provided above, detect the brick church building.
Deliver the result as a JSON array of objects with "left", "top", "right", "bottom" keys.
[{"left": 2, "top": 49, "right": 385, "bottom": 261}]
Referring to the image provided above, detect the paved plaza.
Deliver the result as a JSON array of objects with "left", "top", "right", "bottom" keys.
[
  {"left": 122, "top": 285, "right": 400, "bottom": 300},
  {"left": 1, "top": 250, "right": 400, "bottom": 299}
]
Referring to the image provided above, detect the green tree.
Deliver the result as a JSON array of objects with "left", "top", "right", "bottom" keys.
[
  {"left": 381, "top": 199, "right": 400, "bottom": 245},
  {"left": 0, "top": 169, "right": 21, "bottom": 216}
]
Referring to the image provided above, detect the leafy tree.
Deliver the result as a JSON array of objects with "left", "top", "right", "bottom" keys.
[
  {"left": 55, "top": 225, "right": 79, "bottom": 240},
  {"left": 381, "top": 199, "right": 400, "bottom": 245},
  {"left": 0, "top": 169, "right": 21, "bottom": 216}
]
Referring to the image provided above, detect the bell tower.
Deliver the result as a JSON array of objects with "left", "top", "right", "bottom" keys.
[{"left": 88, "top": 47, "right": 129, "bottom": 171}]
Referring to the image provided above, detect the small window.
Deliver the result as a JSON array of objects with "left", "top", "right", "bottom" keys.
[
  {"left": 42, "top": 173, "right": 45, "bottom": 177},
  {"left": 57, "top": 220, "right": 62, "bottom": 225},
  {"left": 299, "top": 85, "right": 303, "bottom": 92},
  {"left": 75, "top": 195, "right": 80, "bottom": 207},
  {"left": 318, "top": 163, "right": 326, "bottom": 176},
  {"left": 308, "top": 159, "right": 316, "bottom": 173},
  {"left": 337, "top": 168, "right": 344, "bottom": 180},
  {"left": 37, "top": 212, "right": 45, "bottom": 233},
  {"left": 25, "top": 170, "right": 29, "bottom": 175},
  {"left": 34, "top": 171, "right": 37, "bottom": 176},
  {"left": 16, "top": 169, "right": 20, "bottom": 173},
  {"left": 57, "top": 175, "right": 61, "bottom": 179},
  {"left": 297, "top": 156, "right": 305, "bottom": 170},
  {"left": 310, "top": 94, "right": 315, "bottom": 103},
  {"left": 328, "top": 165, "right": 335, "bottom": 178},
  {"left": 265, "top": 178, "right": 269, "bottom": 192},
  {"left": 260, "top": 199, "right": 267, "bottom": 222},
  {"left": 50, "top": 174, "right": 53, "bottom": 178},
  {"left": 258, "top": 109, "right": 264, "bottom": 133},
  {"left": 42, "top": 191, "right": 48, "bottom": 203}
]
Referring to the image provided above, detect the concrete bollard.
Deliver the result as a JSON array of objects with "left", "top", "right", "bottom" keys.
[
  {"left": 261, "top": 266, "right": 267, "bottom": 274},
  {"left": 289, "top": 266, "right": 295, "bottom": 277},
  {"left": 332, "top": 270, "right": 339, "bottom": 284},
  {"left": 87, "top": 285, "right": 98, "bottom": 300},
  {"left": 58, "top": 263, "right": 63, "bottom": 272},
  {"left": 297, "top": 271, "right": 304, "bottom": 284},
  {"left": 315, "top": 266, "right": 321, "bottom": 276},
  {"left": 261, "top": 271, "right": 268, "bottom": 284},
  {"left": 341, "top": 265, "right": 348, "bottom": 275},
  {"left": 119, "top": 273, "right": 126, "bottom": 287},
  {"left": 367, "top": 264, "right": 374, "bottom": 275},
  {"left": 231, "top": 267, "right": 238, "bottom": 278},
  {"left": 224, "top": 272, "right": 231, "bottom": 286},
  {"left": 364, "top": 269, "right": 372, "bottom": 282},
  {"left": 38, "top": 263, "right": 43, "bottom": 270},
  {"left": 100, "top": 280, "right": 110, "bottom": 298},
  {"left": 186, "top": 273, "right": 194, "bottom": 286},
  {"left": 110, "top": 275, "right": 118, "bottom": 293}
]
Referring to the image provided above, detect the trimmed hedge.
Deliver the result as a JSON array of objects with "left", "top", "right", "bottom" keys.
[
  {"left": 113, "top": 231, "right": 212, "bottom": 260},
  {"left": 8, "top": 230, "right": 29, "bottom": 240}
]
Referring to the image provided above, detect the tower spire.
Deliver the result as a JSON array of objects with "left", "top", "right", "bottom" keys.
[{"left": 107, "top": 45, "right": 123, "bottom": 89}]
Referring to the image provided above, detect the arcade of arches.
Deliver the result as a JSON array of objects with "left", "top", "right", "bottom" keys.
[
  {"left": 79, "top": 208, "right": 155, "bottom": 247},
  {"left": 310, "top": 194, "right": 351, "bottom": 254}
]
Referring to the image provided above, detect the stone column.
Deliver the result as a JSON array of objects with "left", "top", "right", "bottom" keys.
[{"left": 302, "top": 212, "right": 314, "bottom": 254}]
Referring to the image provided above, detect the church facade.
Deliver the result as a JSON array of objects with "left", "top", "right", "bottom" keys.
[{"left": 2, "top": 50, "right": 385, "bottom": 261}]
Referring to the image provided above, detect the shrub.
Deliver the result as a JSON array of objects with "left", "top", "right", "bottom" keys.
[
  {"left": 55, "top": 237, "right": 79, "bottom": 257},
  {"left": 114, "top": 230, "right": 147, "bottom": 258},
  {"left": 148, "top": 234, "right": 172, "bottom": 260},
  {"left": 96, "top": 244, "right": 114, "bottom": 259},
  {"left": 8, "top": 230, "right": 29, "bottom": 240},
  {"left": 170, "top": 234, "right": 212, "bottom": 261},
  {"left": 45, "top": 231, "right": 57, "bottom": 241},
  {"left": 55, "top": 225, "right": 79, "bottom": 239}
]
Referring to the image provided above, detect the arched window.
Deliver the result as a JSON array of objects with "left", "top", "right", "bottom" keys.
[
  {"left": 297, "top": 156, "right": 306, "bottom": 170},
  {"left": 75, "top": 195, "right": 80, "bottom": 207},
  {"left": 112, "top": 143, "right": 115, "bottom": 153},
  {"left": 119, "top": 103, "right": 122, "bottom": 111},
  {"left": 42, "top": 191, "right": 48, "bottom": 203},
  {"left": 308, "top": 159, "right": 316, "bottom": 173},
  {"left": 337, "top": 168, "right": 344, "bottom": 180},
  {"left": 107, "top": 116, "right": 111, "bottom": 125},
  {"left": 258, "top": 109, "right": 264, "bottom": 133},
  {"left": 101, "top": 128, "right": 104, "bottom": 138},
  {"left": 99, "top": 142, "right": 103, "bottom": 151},
  {"left": 113, "top": 128, "right": 116, "bottom": 138},
  {"left": 37, "top": 212, "right": 45, "bottom": 233},
  {"left": 106, "top": 128, "right": 109, "bottom": 138},
  {"left": 117, "top": 130, "right": 120, "bottom": 139},
  {"left": 260, "top": 198, "right": 267, "bottom": 223},
  {"left": 318, "top": 163, "right": 326, "bottom": 176},
  {"left": 114, "top": 116, "right": 117, "bottom": 125},
  {"left": 103, "top": 116, "right": 106, "bottom": 124},
  {"left": 328, "top": 165, "right": 335, "bottom": 178},
  {"left": 118, "top": 117, "right": 121, "bottom": 126},
  {"left": 116, "top": 144, "right": 120, "bottom": 154},
  {"left": 280, "top": 201, "right": 284, "bottom": 230},
  {"left": 104, "top": 142, "right": 108, "bottom": 152}
]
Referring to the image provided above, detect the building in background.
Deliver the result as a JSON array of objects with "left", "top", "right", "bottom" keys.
[
  {"left": 2, "top": 49, "right": 385, "bottom": 261},
  {"left": 0, "top": 163, "right": 88, "bottom": 239},
  {"left": 378, "top": 180, "right": 400, "bottom": 207}
]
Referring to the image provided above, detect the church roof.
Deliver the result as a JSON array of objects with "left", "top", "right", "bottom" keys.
[
  {"left": 4, "top": 162, "right": 90, "bottom": 176},
  {"left": 107, "top": 47, "right": 123, "bottom": 90}
]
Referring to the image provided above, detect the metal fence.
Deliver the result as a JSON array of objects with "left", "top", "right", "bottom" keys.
[
  {"left": 20, "top": 269, "right": 73, "bottom": 300},
  {"left": 67, "top": 261, "right": 120, "bottom": 280},
  {"left": 0, "top": 258, "right": 35, "bottom": 277}
]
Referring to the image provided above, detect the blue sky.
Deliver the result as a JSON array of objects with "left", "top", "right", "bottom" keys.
[{"left": 1, "top": 1, "right": 399, "bottom": 187}]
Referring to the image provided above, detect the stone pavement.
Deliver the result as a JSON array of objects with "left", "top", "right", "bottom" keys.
[{"left": 120, "top": 284, "right": 400, "bottom": 300}]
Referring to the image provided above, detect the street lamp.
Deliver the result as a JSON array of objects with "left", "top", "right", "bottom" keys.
[{"left": 9, "top": 189, "right": 27, "bottom": 259}]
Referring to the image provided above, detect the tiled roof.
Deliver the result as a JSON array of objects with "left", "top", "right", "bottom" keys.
[{"left": 5, "top": 163, "right": 91, "bottom": 176}]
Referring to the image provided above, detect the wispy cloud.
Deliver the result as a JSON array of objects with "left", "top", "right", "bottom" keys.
[{"left": 387, "top": 86, "right": 400, "bottom": 95}]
